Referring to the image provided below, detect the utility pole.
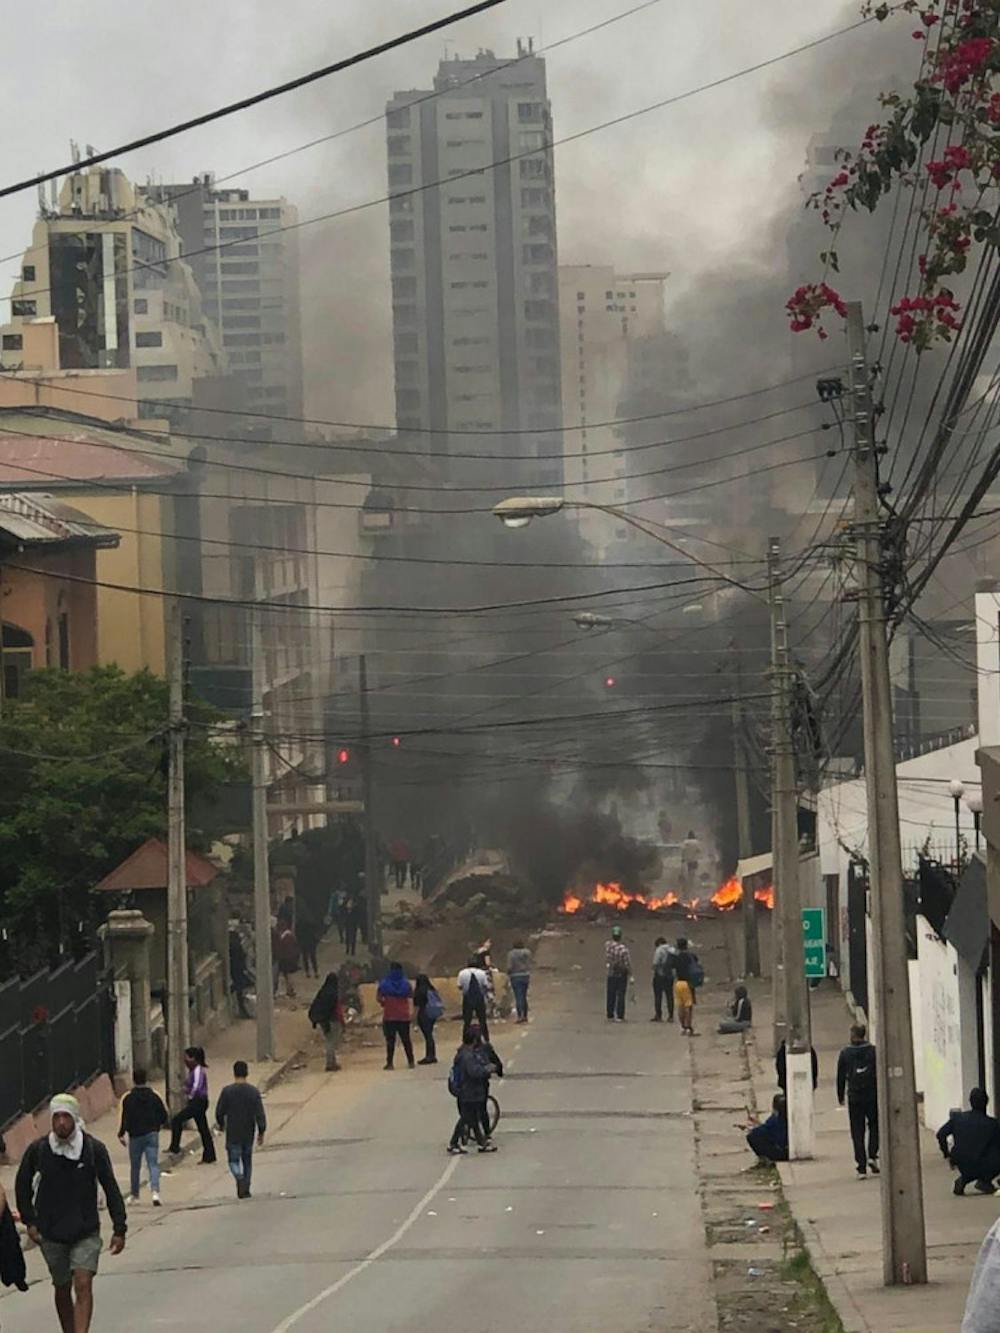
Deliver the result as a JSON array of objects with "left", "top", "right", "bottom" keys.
[
  {"left": 359, "top": 654, "right": 383, "bottom": 959},
  {"left": 769, "top": 537, "right": 814, "bottom": 1159},
  {"left": 252, "top": 600, "right": 275, "bottom": 1062},
  {"left": 165, "top": 598, "right": 190, "bottom": 1112},
  {"left": 846, "top": 300, "right": 927, "bottom": 1285},
  {"left": 731, "top": 652, "right": 760, "bottom": 977}
]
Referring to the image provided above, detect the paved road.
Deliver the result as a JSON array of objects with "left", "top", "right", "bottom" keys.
[{"left": 3, "top": 919, "right": 716, "bottom": 1332}]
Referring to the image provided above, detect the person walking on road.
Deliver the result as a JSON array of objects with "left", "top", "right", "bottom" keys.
[
  {"left": 229, "top": 925, "right": 253, "bottom": 1019},
  {"left": 469, "top": 1022, "right": 503, "bottom": 1142},
  {"left": 215, "top": 1061, "right": 266, "bottom": 1199},
  {"left": 275, "top": 919, "right": 299, "bottom": 998},
  {"left": 681, "top": 830, "right": 702, "bottom": 893},
  {"left": 378, "top": 961, "right": 416, "bottom": 1070},
  {"left": 447, "top": 1029, "right": 497, "bottom": 1154},
  {"left": 308, "top": 971, "right": 346, "bottom": 1072},
  {"left": 15, "top": 1093, "right": 127, "bottom": 1333},
  {"left": 296, "top": 904, "right": 321, "bottom": 980},
  {"left": 938, "top": 1088, "right": 1000, "bottom": 1196},
  {"left": 414, "top": 972, "right": 444, "bottom": 1064},
  {"left": 836, "top": 1023, "right": 879, "bottom": 1178},
  {"left": 168, "top": 1046, "right": 216, "bottom": 1164},
  {"left": 457, "top": 956, "right": 491, "bottom": 1039},
  {"left": 605, "top": 924, "right": 632, "bottom": 1022},
  {"left": 117, "top": 1068, "right": 168, "bottom": 1206},
  {"left": 651, "top": 936, "right": 676, "bottom": 1022},
  {"left": 672, "top": 937, "right": 700, "bottom": 1036},
  {"left": 507, "top": 940, "right": 532, "bottom": 1023},
  {"left": 746, "top": 1094, "right": 789, "bottom": 1163}
]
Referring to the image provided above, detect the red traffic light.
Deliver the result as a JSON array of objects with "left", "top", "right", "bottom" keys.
[
  {"left": 337, "top": 747, "right": 351, "bottom": 765},
  {"left": 604, "top": 675, "right": 617, "bottom": 688},
  {"left": 391, "top": 735, "right": 401, "bottom": 748}
]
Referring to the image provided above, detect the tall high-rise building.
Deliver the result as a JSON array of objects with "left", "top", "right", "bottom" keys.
[
  {"left": 0, "top": 167, "right": 226, "bottom": 419},
  {"left": 386, "top": 44, "right": 563, "bottom": 482},
  {"left": 152, "top": 177, "right": 305, "bottom": 423},
  {"left": 557, "top": 265, "right": 668, "bottom": 545}
]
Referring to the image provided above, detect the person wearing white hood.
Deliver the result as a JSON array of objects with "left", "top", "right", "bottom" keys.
[{"left": 15, "top": 1092, "right": 127, "bottom": 1332}]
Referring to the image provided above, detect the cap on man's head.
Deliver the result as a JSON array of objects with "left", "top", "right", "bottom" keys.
[{"left": 611, "top": 925, "right": 622, "bottom": 939}]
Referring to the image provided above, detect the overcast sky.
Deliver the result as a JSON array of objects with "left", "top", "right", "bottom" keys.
[{"left": 0, "top": 0, "right": 916, "bottom": 421}]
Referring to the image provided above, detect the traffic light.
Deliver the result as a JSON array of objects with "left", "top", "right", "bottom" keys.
[
  {"left": 604, "top": 675, "right": 617, "bottom": 688},
  {"left": 337, "top": 747, "right": 351, "bottom": 765},
  {"left": 391, "top": 735, "right": 401, "bottom": 748}
]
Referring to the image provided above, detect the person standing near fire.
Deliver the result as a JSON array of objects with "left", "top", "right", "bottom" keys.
[
  {"left": 605, "top": 925, "right": 632, "bottom": 1022},
  {"left": 681, "top": 831, "right": 702, "bottom": 894}
]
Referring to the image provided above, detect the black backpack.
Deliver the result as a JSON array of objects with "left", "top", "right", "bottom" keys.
[{"left": 846, "top": 1044, "right": 877, "bottom": 1100}]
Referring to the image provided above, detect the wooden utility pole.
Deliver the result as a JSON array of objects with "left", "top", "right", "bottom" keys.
[
  {"left": 166, "top": 599, "right": 191, "bottom": 1112},
  {"left": 769, "top": 537, "right": 814, "bottom": 1158},
  {"left": 846, "top": 300, "right": 927, "bottom": 1285},
  {"left": 359, "top": 654, "right": 383, "bottom": 958},
  {"left": 731, "top": 658, "right": 760, "bottom": 976},
  {"left": 252, "top": 601, "right": 275, "bottom": 1062}
]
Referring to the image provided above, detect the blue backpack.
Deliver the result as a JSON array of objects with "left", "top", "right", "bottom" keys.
[
  {"left": 447, "top": 1057, "right": 463, "bottom": 1098},
  {"left": 425, "top": 988, "right": 445, "bottom": 1022}
]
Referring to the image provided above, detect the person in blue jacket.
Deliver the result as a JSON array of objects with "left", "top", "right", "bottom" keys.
[{"left": 746, "top": 1094, "right": 789, "bottom": 1163}]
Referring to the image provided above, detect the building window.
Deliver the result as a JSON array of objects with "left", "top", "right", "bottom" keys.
[
  {"left": 518, "top": 102, "right": 544, "bottom": 121},
  {"left": 519, "top": 131, "right": 546, "bottom": 151},
  {"left": 387, "top": 135, "right": 411, "bottom": 156},
  {"left": 135, "top": 330, "right": 163, "bottom": 348},
  {"left": 11, "top": 299, "right": 36, "bottom": 317},
  {"left": 392, "top": 276, "right": 417, "bottom": 300},
  {"left": 2, "top": 334, "right": 22, "bottom": 351},
  {"left": 136, "top": 364, "right": 179, "bottom": 382},
  {"left": 21, "top": 265, "right": 35, "bottom": 282},
  {"left": 390, "top": 219, "right": 415, "bottom": 242},
  {"left": 386, "top": 107, "right": 410, "bottom": 129},
  {"left": 519, "top": 159, "right": 546, "bottom": 180},
  {"left": 134, "top": 298, "right": 149, "bottom": 314},
  {"left": 388, "top": 163, "right": 413, "bottom": 186},
  {"left": 221, "top": 261, "right": 259, "bottom": 275},
  {"left": 258, "top": 207, "right": 281, "bottom": 220},
  {"left": 395, "top": 331, "right": 419, "bottom": 353}
]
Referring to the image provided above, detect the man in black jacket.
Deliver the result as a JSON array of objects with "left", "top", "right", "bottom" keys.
[
  {"left": 937, "top": 1088, "right": 1000, "bottom": 1195},
  {"left": 117, "top": 1067, "right": 169, "bottom": 1205},
  {"left": 836, "top": 1024, "right": 880, "bottom": 1178},
  {"left": 215, "top": 1060, "right": 267, "bottom": 1199},
  {"left": 15, "top": 1092, "right": 127, "bottom": 1332}
]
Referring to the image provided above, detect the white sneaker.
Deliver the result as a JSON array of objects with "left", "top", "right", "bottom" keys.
[
  {"left": 152, "top": 1192, "right": 162, "bottom": 1207},
  {"left": 125, "top": 1195, "right": 139, "bottom": 1205}
]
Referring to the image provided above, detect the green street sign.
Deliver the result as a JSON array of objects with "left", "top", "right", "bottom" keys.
[{"left": 802, "top": 907, "right": 826, "bottom": 979}]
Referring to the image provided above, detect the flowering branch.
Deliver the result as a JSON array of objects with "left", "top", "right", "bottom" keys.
[{"left": 787, "top": 0, "right": 1000, "bottom": 349}]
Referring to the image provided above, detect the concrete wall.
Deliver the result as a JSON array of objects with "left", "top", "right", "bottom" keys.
[{"left": 915, "top": 916, "right": 977, "bottom": 1129}]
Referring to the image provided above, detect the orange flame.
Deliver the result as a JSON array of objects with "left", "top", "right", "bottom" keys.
[
  {"left": 708, "top": 877, "right": 775, "bottom": 911},
  {"left": 559, "top": 881, "right": 680, "bottom": 914}
]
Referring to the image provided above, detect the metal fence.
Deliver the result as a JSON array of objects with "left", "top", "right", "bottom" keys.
[{"left": 0, "top": 951, "right": 114, "bottom": 1130}]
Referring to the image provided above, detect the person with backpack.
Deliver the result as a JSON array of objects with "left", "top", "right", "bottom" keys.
[
  {"left": 377, "top": 961, "right": 416, "bottom": 1070},
  {"left": 836, "top": 1023, "right": 880, "bottom": 1178},
  {"left": 468, "top": 1022, "right": 503, "bottom": 1142},
  {"left": 457, "top": 956, "right": 490, "bottom": 1039},
  {"left": 117, "top": 1067, "right": 168, "bottom": 1205},
  {"left": 673, "top": 937, "right": 702, "bottom": 1036},
  {"left": 308, "top": 972, "right": 346, "bottom": 1072},
  {"left": 447, "top": 1029, "right": 497, "bottom": 1154},
  {"left": 651, "top": 936, "right": 676, "bottom": 1022},
  {"left": 414, "top": 972, "right": 444, "bottom": 1064},
  {"left": 167, "top": 1046, "right": 216, "bottom": 1164},
  {"left": 15, "top": 1093, "right": 126, "bottom": 1332}
]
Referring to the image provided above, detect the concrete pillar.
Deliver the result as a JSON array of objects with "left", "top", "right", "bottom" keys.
[{"left": 101, "top": 909, "right": 156, "bottom": 1075}]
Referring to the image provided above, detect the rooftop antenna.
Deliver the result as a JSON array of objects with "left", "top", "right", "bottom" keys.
[
  {"left": 49, "top": 179, "right": 58, "bottom": 211},
  {"left": 70, "top": 140, "right": 80, "bottom": 165},
  {"left": 37, "top": 182, "right": 46, "bottom": 215}
]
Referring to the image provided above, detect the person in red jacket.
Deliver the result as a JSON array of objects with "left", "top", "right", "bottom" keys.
[{"left": 377, "top": 962, "right": 415, "bottom": 1070}]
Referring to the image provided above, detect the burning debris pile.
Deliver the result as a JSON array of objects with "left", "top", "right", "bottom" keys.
[{"left": 559, "top": 877, "right": 774, "bottom": 917}]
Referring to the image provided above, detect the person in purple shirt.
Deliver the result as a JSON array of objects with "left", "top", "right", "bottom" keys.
[{"left": 167, "top": 1047, "right": 217, "bottom": 1164}]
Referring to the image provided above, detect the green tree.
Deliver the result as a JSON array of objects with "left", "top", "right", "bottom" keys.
[{"left": 0, "top": 666, "right": 244, "bottom": 970}]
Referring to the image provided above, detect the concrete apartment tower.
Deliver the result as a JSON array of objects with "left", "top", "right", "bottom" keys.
[
  {"left": 386, "top": 42, "right": 563, "bottom": 483},
  {"left": 557, "top": 265, "right": 668, "bottom": 547},
  {"left": 154, "top": 176, "right": 305, "bottom": 424},
  {"left": 0, "top": 166, "right": 226, "bottom": 419}
]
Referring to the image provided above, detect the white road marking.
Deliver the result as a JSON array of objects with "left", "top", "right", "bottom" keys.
[{"left": 269, "top": 1155, "right": 461, "bottom": 1331}]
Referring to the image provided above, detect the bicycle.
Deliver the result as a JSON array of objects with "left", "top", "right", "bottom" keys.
[{"left": 460, "top": 1094, "right": 501, "bottom": 1145}]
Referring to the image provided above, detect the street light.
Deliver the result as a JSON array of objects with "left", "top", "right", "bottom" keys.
[
  {"left": 965, "top": 789, "right": 983, "bottom": 852},
  {"left": 493, "top": 495, "right": 764, "bottom": 600},
  {"left": 950, "top": 778, "right": 965, "bottom": 870},
  {"left": 493, "top": 496, "right": 566, "bottom": 529}
]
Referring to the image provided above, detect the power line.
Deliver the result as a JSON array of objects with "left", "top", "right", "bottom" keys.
[{"left": 0, "top": 0, "right": 512, "bottom": 201}]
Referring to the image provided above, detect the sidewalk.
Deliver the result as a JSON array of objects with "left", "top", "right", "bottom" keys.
[{"left": 744, "top": 954, "right": 987, "bottom": 1330}]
